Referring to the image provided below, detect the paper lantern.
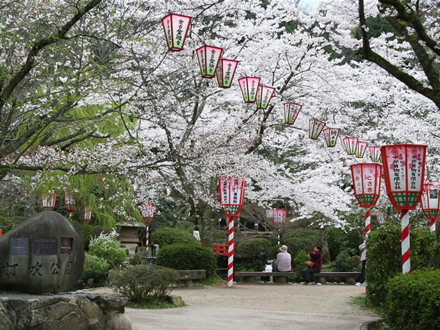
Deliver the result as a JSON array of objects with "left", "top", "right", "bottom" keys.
[
  {"left": 84, "top": 206, "right": 92, "bottom": 225},
  {"left": 216, "top": 59, "right": 238, "bottom": 88},
  {"left": 238, "top": 77, "right": 260, "bottom": 103},
  {"left": 355, "top": 141, "right": 368, "bottom": 158},
  {"left": 256, "top": 85, "right": 275, "bottom": 109},
  {"left": 323, "top": 128, "right": 340, "bottom": 147},
  {"left": 421, "top": 182, "right": 440, "bottom": 220},
  {"left": 273, "top": 209, "right": 287, "bottom": 229},
  {"left": 141, "top": 202, "right": 156, "bottom": 224},
  {"left": 64, "top": 192, "right": 75, "bottom": 220},
  {"left": 41, "top": 192, "right": 57, "bottom": 211},
  {"left": 309, "top": 119, "right": 326, "bottom": 140},
  {"left": 283, "top": 103, "right": 301, "bottom": 125},
  {"left": 343, "top": 137, "right": 358, "bottom": 155},
  {"left": 350, "top": 163, "right": 382, "bottom": 207},
  {"left": 369, "top": 146, "right": 381, "bottom": 162},
  {"left": 196, "top": 45, "right": 223, "bottom": 78},
  {"left": 161, "top": 14, "right": 192, "bottom": 51},
  {"left": 381, "top": 144, "right": 427, "bottom": 210},
  {"left": 218, "top": 177, "right": 246, "bottom": 217}
]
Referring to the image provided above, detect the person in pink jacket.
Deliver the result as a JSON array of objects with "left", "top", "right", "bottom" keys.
[{"left": 275, "top": 245, "right": 291, "bottom": 272}]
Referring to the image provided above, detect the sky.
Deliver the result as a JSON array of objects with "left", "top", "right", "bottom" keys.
[{"left": 301, "top": 0, "right": 321, "bottom": 10}]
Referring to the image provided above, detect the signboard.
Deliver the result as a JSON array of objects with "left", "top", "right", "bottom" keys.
[
  {"left": 10, "top": 238, "right": 29, "bottom": 256},
  {"left": 32, "top": 237, "right": 57, "bottom": 255}
]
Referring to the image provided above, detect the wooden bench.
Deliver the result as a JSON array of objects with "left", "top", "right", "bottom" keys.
[
  {"left": 313, "top": 272, "right": 361, "bottom": 285},
  {"left": 177, "top": 270, "right": 206, "bottom": 287},
  {"left": 235, "top": 272, "right": 295, "bottom": 284}
]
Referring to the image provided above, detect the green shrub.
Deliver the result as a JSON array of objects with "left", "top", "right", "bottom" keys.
[
  {"left": 111, "top": 264, "right": 180, "bottom": 303},
  {"left": 385, "top": 270, "right": 440, "bottom": 329},
  {"left": 81, "top": 254, "right": 109, "bottom": 282},
  {"left": 155, "top": 243, "right": 217, "bottom": 278},
  {"left": 150, "top": 227, "right": 199, "bottom": 247},
  {"left": 331, "top": 251, "right": 360, "bottom": 272},
  {"left": 367, "top": 221, "right": 436, "bottom": 306},
  {"left": 283, "top": 233, "right": 320, "bottom": 261},
  {"left": 88, "top": 230, "right": 127, "bottom": 268},
  {"left": 235, "top": 238, "right": 273, "bottom": 271},
  {"left": 327, "top": 227, "right": 361, "bottom": 261}
]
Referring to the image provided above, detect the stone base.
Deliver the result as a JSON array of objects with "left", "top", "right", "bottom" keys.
[{"left": 0, "top": 292, "right": 131, "bottom": 330}]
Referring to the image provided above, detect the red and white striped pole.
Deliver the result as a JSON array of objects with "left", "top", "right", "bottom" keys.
[
  {"left": 146, "top": 224, "right": 150, "bottom": 250},
  {"left": 278, "top": 230, "right": 281, "bottom": 246},
  {"left": 364, "top": 208, "right": 371, "bottom": 236},
  {"left": 401, "top": 210, "right": 411, "bottom": 274},
  {"left": 430, "top": 220, "right": 436, "bottom": 233},
  {"left": 227, "top": 216, "right": 235, "bottom": 288}
]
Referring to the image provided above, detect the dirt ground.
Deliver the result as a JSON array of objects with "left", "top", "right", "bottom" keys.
[{"left": 91, "top": 282, "right": 377, "bottom": 317}]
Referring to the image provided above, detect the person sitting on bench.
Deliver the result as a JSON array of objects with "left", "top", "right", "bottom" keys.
[
  {"left": 273, "top": 245, "right": 291, "bottom": 272},
  {"left": 301, "top": 245, "right": 322, "bottom": 284}
]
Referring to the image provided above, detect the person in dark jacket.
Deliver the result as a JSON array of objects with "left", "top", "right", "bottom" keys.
[{"left": 301, "top": 245, "right": 322, "bottom": 284}]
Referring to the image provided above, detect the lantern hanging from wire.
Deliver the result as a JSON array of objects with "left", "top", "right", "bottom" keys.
[
  {"left": 64, "top": 192, "right": 75, "bottom": 220},
  {"left": 218, "top": 176, "right": 246, "bottom": 288},
  {"left": 283, "top": 103, "right": 301, "bottom": 125},
  {"left": 309, "top": 119, "right": 326, "bottom": 140},
  {"left": 216, "top": 59, "right": 238, "bottom": 88},
  {"left": 323, "top": 128, "right": 340, "bottom": 147},
  {"left": 196, "top": 45, "right": 223, "bottom": 78},
  {"left": 421, "top": 181, "right": 439, "bottom": 233},
  {"left": 381, "top": 144, "right": 427, "bottom": 274},
  {"left": 343, "top": 137, "right": 358, "bottom": 155},
  {"left": 84, "top": 206, "right": 92, "bottom": 225},
  {"left": 355, "top": 141, "right": 368, "bottom": 158},
  {"left": 256, "top": 85, "right": 275, "bottom": 109},
  {"left": 161, "top": 14, "right": 192, "bottom": 51},
  {"left": 238, "top": 77, "right": 260, "bottom": 103},
  {"left": 369, "top": 146, "right": 381, "bottom": 162},
  {"left": 41, "top": 191, "right": 57, "bottom": 211}
]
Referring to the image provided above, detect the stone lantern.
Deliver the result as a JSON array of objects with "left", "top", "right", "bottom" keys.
[{"left": 115, "top": 220, "right": 146, "bottom": 257}]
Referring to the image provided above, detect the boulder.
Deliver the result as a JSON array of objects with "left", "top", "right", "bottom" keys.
[{"left": 0, "top": 211, "right": 85, "bottom": 294}]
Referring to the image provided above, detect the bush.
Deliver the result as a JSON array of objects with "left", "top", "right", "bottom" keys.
[
  {"left": 385, "top": 270, "right": 440, "bottom": 329},
  {"left": 235, "top": 238, "right": 273, "bottom": 271},
  {"left": 111, "top": 264, "right": 180, "bottom": 303},
  {"left": 327, "top": 227, "right": 361, "bottom": 261},
  {"left": 81, "top": 254, "right": 109, "bottom": 282},
  {"left": 88, "top": 230, "right": 127, "bottom": 268},
  {"left": 367, "top": 221, "right": 436, "bottom": 306},
  {"left": 150, "top": 227, "right": 199, "bottom": 247},
  {"left": 155, "top": 243, "right": 217, "bottom": 278},
  {"left": 331, "top": 251, "right": 360, "bottom": 272},
  {"left": 283, "top": 230, "right": 320, "bottom": 261}
]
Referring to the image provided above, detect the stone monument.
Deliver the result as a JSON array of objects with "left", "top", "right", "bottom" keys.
[{"left": 0, "top": 211, "right": 85, "bottom": 294}]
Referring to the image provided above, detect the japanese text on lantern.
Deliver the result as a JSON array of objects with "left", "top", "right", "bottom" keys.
[
  {"left": 250, "top": 81, "right": 256, "bottom": 97},
  {"left": 231, "top": 179, "right": 240, "bottom": 204},
  {"left": 176, "top": 19, "right": 184, "bottom": 46},
  {"left": 166, "top": 20, "right": 172, "bottom": 47},
  {"left": 222, "top": 180, "right": 229, "bottom": 203},
  {"left": 365, "top": 174, "right": 373, "bottom": 193},
  {"left": 392, "top": 154, "right": 402, "bottom": 190},
  {"left": 208, "top": 50, "right": 216, "bottom": 72},
  {"left": 225, "top": 63, "right": 232, "bottom": 82}
]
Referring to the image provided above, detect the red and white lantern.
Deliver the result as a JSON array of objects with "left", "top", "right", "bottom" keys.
[
  {"left": 219, "top": 177, "right": 246, "bottom": 288},
  {"left": 323, "top": 128, "right": 340, "bottom": 147},
  {"left": 273, "top": 208, "right": 287, "bottom": 245},
  {"left": 369, "top": 147, "right": 381, "bottom": 162},
  {"left": 161, "top": 14, "right": 192, "bottom": 52},
  {"left": 238, "top": 77, "right": 260, "bottom": 103},
  {"left": 309, "top": 119, "right": 326, "bottom": 140},
  {"left": 356, "top": 141, "right": 368, "bottom": 158},
  {"left": 141, "top": 202, "right": 156, "bottom": 250},
  {"left": 283, "top": 103, "right": 301, "bottom": 125},
  {"left": 84, "top": 206, "right": 92, "bottom": 225},
  {"left": 421, "top": 181, "right": 439, "bottom": 233},
  {"left": 196, "top": 45, "right": 223, "bottom": 78},
  {"left": 343, "top": 137, "right": 358, "bottom": 155},
  {"left": 351, "top": 163, "right": 382, "bottom": 208},
  {"left": 381, "top": 144, "right": 427, "bottom": 274},
  {"left": 256, "top": 85, "right": 275, "bottom": 109},
  {"left": 41, "top": 191, "right": 57, "bottom": 211},
  {"left": 64, "top": 192, "right": 75, "bottom": 220},
  {"left": 216, "top": 59, "right": 238, "bottom": 88}
]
